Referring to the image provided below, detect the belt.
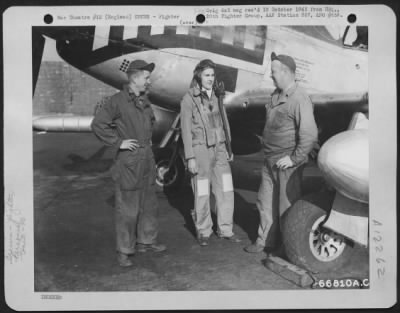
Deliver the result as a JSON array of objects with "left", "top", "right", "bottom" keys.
[{"left": 137, "top": 139, "right": 152, "bottom": 148}]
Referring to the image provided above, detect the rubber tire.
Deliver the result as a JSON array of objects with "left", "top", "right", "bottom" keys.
[
  {"left": 154, "top": 148, "right": 185, "bottom": 192},
  {"left": 282, "top": 199, "right": 355, "bottom": 273}
]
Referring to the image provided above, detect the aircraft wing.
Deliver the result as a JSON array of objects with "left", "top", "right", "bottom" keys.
[
  {"left": 310, "top": 92, "right": 368, "bottom": 113},
  {"left": 33, "top": 90, "right": 368, "bottom": 157},
  {"left": 223, "top": 88, "right": 368, "bottom": 151},
  {"left": 224, "top": 88, "right": 368, "bottom": 112}
]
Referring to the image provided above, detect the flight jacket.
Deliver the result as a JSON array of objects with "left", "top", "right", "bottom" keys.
[{"left": 180, "top": 85, "right": 231, "bottom": 160}]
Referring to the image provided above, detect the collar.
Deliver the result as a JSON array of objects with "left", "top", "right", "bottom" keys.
[
  {"left": 202, "top": 88, "right": 213, "bottom": 99},
  {"left": 123, "top": 84, "right": 141, "bottom": 97},
  {"left": 272, "top": 82, "right": 297, "bottom": 106},
  {"left": 191, "top": 85, "right": 202, "bottom": 97},
  {"left": 122, "top": 84, "right": 147, "bottom": 108},
  {"left": 191, "top": 85, "right": 214, "bottom": 100},
  {"left": 282, "top": 81, "right": 296, "bottom": 97},
  {"left": 122, "top": 84, "right": 132, "bottom": 99}
]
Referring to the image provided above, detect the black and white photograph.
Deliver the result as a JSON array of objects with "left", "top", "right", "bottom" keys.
[{"left": 3, "top": 5, "right": 397, "bottom": 310}]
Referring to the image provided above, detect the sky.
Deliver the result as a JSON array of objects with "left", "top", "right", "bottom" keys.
[{"left": 42, "top": 36, "right": 63, "bottom": 61}]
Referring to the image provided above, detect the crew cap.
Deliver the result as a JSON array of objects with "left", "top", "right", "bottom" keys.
[
  {"left": 271, "top": 52, "right": 296, "bottom": 73},
  {"left": 126, "top": 60, "right": 155, "bottom": 73}
]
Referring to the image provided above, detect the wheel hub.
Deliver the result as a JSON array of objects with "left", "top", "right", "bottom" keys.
[
  {"left": 156, "top": 160, "right": 178, "bottom": 187},
  {"left": 321, "top": 233, "right": 330, "bottom": 242},
  {"left": 309, "top": 215, "right": 346, "bottom": 262}
]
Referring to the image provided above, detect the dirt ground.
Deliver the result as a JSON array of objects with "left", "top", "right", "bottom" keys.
[{"left": 33, "top": 132, "right": 368, "bottom": 291}]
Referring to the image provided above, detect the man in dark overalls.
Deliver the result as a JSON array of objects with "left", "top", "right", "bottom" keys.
[{"left": 91, "top": 60, "right": 166, "bottom": 267}]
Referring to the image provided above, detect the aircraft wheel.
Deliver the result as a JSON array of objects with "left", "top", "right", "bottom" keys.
[
  {"left": 282, "top": 199, "right": 355, "bottom": 273},
  {"left": 154, "top": 148, "right": 185, "bottom": 192}
]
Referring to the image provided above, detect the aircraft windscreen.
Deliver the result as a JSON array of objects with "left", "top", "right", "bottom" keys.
[{"left": 343, "top": 26, "right": 368, "bottom": 51}]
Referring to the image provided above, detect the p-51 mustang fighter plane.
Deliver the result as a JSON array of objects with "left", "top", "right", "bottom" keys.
[
  {"left": 32, "top": 24, "right": 369, "bottom": 273},
  {"left": 32, "top": 25, "right": 368, "bottom": 189}
]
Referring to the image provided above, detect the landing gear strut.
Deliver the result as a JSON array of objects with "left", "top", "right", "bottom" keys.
[
  {"left": 154, "top": 144, "right": 185, "bottom": 192},
  {"left": 154, "top": 114, "right": 186, "bottom": 191}
]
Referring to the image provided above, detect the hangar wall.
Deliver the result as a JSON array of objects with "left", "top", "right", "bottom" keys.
[{"left": 33, "top": 61, "right": 118, "bottom": 115}]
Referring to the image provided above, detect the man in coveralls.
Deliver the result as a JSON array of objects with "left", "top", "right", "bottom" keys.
[
  {"left": 245, "top": 53, "right": 318, "bottom": 254},
  {"left": 91, "top": 60, "right": 166, "bottom": 267},
  {"left": 180, "top": 59, "right": 241, "bottom": 246}
]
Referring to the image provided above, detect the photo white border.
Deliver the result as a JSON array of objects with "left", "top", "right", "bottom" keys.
[{"left": 3, "top": 4, "right": 397, "bottom": 310}]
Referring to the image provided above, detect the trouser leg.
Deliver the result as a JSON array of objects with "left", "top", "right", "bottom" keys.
[
  {"left": 191, "top": 144, "right": 213, "bottom": 238},
  {"left": 256, "top": 162, "right": 305, "bottom": 248},
  {"left": 137, "top": 174, "right": 159, "bottom": 245},
  {"left": 278, "top": 164, "right": 304, "bottom": 219},
  {"left": 265, "top": 164, "right": 304, "bottom": 247},
  {"left": 255, "top": 162, "right": 279, "bottom": 247},
  {"left": 115, "top": 184, "right": 140, "bottom": 254},
  {"left": 211, "top": 143, "right": 234, "bottom": 237}
]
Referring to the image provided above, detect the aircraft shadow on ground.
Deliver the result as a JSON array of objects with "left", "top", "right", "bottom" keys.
[
  {"left": 94, "top": 153, "right": 323, "bottom": 245},
  {"left": 163, "top": 185, "right": 197, "bottom": 238},
  {"left": 231, "top": 165, "right": 261, "bottom": 192},
  {"left": 63, "top": 146, "right": 113, "bottom": 173},
  {"left": 162, "top": 162, "right": 324, "bottom": 243},
  {"left": 164, "top": 184, "right": 260, "bottom": 243},
  {"left": 231, "top": 193, "right": 259, "bottom": 242}
]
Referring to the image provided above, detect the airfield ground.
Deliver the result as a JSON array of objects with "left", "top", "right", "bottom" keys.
[{"left": 34, "top": 132, "right": 368, "bottom": 291}]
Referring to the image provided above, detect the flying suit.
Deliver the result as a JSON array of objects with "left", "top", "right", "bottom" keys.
[{"left": 180, "top": 85, "right": 234, "bottom": 239}]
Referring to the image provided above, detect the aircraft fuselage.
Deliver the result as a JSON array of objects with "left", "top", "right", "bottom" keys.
[{"left": 33, "top": 25, "right": 368, "bottom": 153}]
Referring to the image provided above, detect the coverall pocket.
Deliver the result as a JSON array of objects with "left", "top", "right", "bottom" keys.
[
  {"left": 120, "top": 159, "right": 145, "bottom": 190},
  {"left": 270, "top": 110, "right": 288, "bottom": 131},
  {"left": 117, "top": 151, "right": 145, "bottom": 190},
  {"left": 192, "top": 110, "right": 201, "bottom": 124},
  {"left": 192, "top": 127, "right": 205, "bottom": 146}
]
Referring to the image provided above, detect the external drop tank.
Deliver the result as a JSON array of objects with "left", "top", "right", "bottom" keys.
[
  {"left": 318, "top": 129, "right": 369, "bottom": 204},
  {"left": 317, "top": 112, "right": 369, "bottom": 247}
]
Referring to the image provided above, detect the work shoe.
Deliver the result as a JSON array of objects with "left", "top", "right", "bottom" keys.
[
  {"left": 136, "top": 243, "right": 167, "bottom": 253},
  {"left": 220, "top": 234, "right": 242, "bottom": 243},
  {"left": 198, "top": 236, "right": 209, "bottom": 247},
  {"left": 265, "top": 246, "right": 285, "bottom": 258},
  {"left": 244, "top": 242, "right": 265, "bottom": 253},
  {"left": 117, "top": 252, "right": 133, "bottom": 267}
]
